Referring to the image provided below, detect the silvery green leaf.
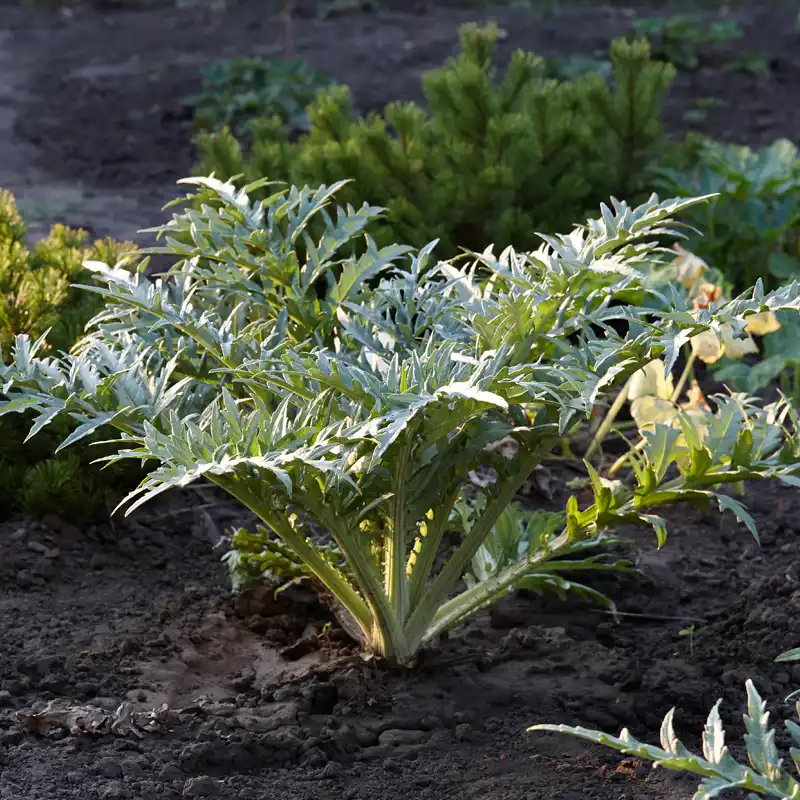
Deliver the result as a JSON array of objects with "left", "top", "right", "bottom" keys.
[
  {"left": 702, "top": 701, "right": 731, "bottom": 765},
  {"left": 531, "top": 681, "right": 800, "bottom": 800},
  {"left": 744, "top": 680, "right": 779, "bottom": 776},
  {"left": 5, "top": 178, "right": 800, "bottom": 666},
  {"left": 712, "top": 494, "right": 759, "bottom": 544}
]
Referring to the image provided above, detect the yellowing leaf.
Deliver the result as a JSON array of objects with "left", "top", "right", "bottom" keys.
[
  {"left": 628, "top": 359, "right": 674, "bottom": 401},
  {"left": 744, "top": 312, "right": 781, "bottom": 336},
  {"left": 691, "top": 324, "right": 758, "bottom": 363},
  {"left": 680, "top": 380, "right": 710, "bottom": 414},
  {"left": 691, "top": 329, "right": 724, "bottom": 364},
  {"left": 692, "top": 283, "right": 724, "bottom": 310},
  {"left": 721, "top": 324, "right": 758, "bottom": 359},
  {"left": 631, "top": 396, "right": 678, "bottom": 430},
  {"left": 673, "top": 245, "right": 708, "bottom": 289}
]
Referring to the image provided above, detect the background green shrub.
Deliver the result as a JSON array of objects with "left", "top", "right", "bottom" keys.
[
  {"left": 0, "top": 189, "right": 141, "bottom": 522},
  {"left": 713, "top": 311, "right": 800, "bottom": 404},
  {"left": 631, "top": 13, "right": 742, "bottom": 70},
  {"left": 657, "top": 137, "right": 800, "bottom": 295},
  {"left": 189, "top": 56, "right": 338, "bottom": 137},
  {"left": 196, "top": 24, "right": 675, "bottom": 255}
]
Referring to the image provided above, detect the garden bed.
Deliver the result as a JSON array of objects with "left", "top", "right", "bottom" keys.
[
  {"left": 2, "top": 476, "right": 799, "bottom": 799},
  {"left": 2, "top": 2, "right": 800, "bottom": 799},
  {"left": 3, "top": 1, "right": 800, "bottom": 242}
]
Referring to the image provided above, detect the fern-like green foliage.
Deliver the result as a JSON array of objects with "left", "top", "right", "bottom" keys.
[
  {"left": 532, "top": 680, "right": 800, "bottom": 800},
  {"left": 195, "top": 24, "right": 675, "bottom": 255},
  {"left": 0, "top": 189, "right": 140, "bottom": 522}
]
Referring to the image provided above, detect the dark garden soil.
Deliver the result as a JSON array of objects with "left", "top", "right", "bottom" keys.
[
  {"left": 3, "top": 1, "right": 800, "bottom": 241},
  {"left": 2, "top": 1, "right": 800, "bottom": 799},
  {"left": 3, "top": 472, "right": 800, "bottom": 800}
]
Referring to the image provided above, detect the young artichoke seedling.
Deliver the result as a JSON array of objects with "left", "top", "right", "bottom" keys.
[
  {"left": 2, "top": 177, "right": 800, "bottom": 665},
  {"left": 531, "top": 681, "right": 800, "bottom": 799}
]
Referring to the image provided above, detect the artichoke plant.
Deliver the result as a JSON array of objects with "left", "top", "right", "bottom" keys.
[
  {"left": 532, "top": 681, "right": 800, "bottom": 800},
  {"left": 2, "top": 176, "right": 800, "bottom": 665}
]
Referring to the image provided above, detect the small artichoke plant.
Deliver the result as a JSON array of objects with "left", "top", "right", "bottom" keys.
[
  {"left": 3, "top": 176, "right": 800, "bottom": 665},
  {"left": 531, "top": 680, "right": 800, "bottom": 799}
]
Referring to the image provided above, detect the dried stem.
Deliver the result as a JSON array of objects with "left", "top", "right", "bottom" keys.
[{"left": 282, "top": 0, "right": 296, "bottom": 59}]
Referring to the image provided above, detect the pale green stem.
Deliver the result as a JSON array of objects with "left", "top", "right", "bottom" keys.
[
  {"left": 312, "top": 505, "right": 411, "bottom": 664},
  {"left": 670, "top": 350, "right": 697, "bottom": 403},
  {"left": 423, "top": 529, "right": 577, "bottom": 643},
  {"left": 386, "top": 439, "right": 413, "bottom": 624},
  {"left": 598, "top": 468, "right": 765, "bottom": 527},
  {"left": 403, "top": 447, "right": 546, "bottom": 652},
  {"left": 638, "top": 469, "right": 761, "bottom": 498},
  {"left": 406, "top": 486, "right": 460, "bottom": 614},
  {"left": 613, "top": 421, "right": 638, "bottom": 432},
  {"left": 609, "top": 437, "right": 647, "bottom": 476},
  {"left": 585, "top": 381, "right": 630, "bottom": 461},
  {"left": 213, "top": 478, "right": 373, "bottom": 637}
]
